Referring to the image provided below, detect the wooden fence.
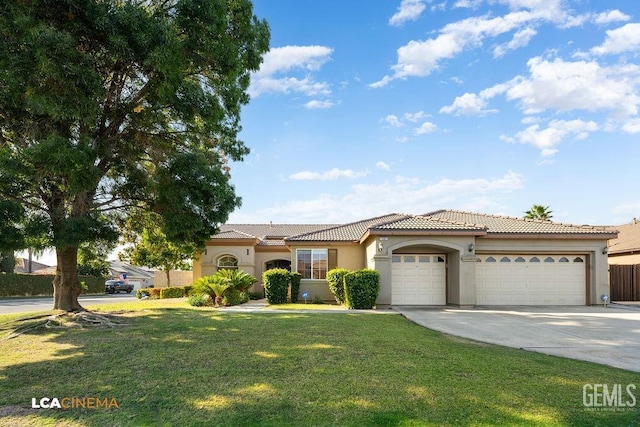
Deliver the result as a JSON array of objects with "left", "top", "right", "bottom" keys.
[{"left": 609, "top": 264, "right": 640, "bottom": 301}]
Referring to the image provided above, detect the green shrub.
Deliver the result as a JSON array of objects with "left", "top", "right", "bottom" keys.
[
  {"left": 248, "top": 291, "right": 264, "bottom": 300},
  {"left": 0, "top": 273, "right": 104, "bottom": 297},
  {"left": 312, "top": 295, "right": 323, "bottom": 304},
  {"left": 263, "top": 268, "right": 289, "bottom": 304},
  {"left": 222, "top": 289, "right": 249, "bottom": 306},
  {"left": 188, "top": 293, "right": 211, "bottom": 307},
  {"left": 326, "top": 268, "right": 350, "bottom": 304},
  {"left": 182, "top": 285, "right": 193, "bottom": 296},
  {"left": 160, "top": 287, "right": 185, "bottom": 299},
  {"left": 344, "top": 269, "right": 380, "bottom": 309},
  {"left": 289, "top": 272, "right": 302, "bottom": 303}
]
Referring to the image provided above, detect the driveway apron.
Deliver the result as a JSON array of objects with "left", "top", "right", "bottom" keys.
[{"left": 394, "top": 305, "right": 640, "bottom": 372}]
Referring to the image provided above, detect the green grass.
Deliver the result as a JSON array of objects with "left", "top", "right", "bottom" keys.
[{"left": 0, "top": 300, "right": 638, "bottom": 426}]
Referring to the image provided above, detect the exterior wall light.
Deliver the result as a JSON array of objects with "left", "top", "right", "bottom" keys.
[
  {"left": 378, "top": 241, "right": 384, "bottom": 252},
  {"left": 468, "top": 243, "right": 474, "bottom": 253},
  {"left": 602, "top": 247, "right": 608, "bottom": 255}
]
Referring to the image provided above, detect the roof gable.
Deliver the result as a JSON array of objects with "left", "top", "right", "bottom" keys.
[{"left": 607, "top": 221, "right": 640, "bottom": 254}]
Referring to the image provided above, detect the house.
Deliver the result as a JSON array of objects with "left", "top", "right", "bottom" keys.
[
  {"left": 108, "top": 261, "right": 155, "bottom": 290},
  {"left": 193, "top": 210, "right": 616, "bottom": 306},
  {"left": 607, "top": 219, "right": 640, "bottom": 265},
  {"left": 14, "top": 258, "right": 51, "bottom": 274}
]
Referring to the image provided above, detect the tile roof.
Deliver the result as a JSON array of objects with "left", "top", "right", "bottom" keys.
[
  {"left": 210, "top": 210, "right": 615, "bottom": 247},
  {"left": 285, "top": 214, "right": 409, "bottom": 242},
  {"left": 607, "top": 221, "right": 640, "bottom": 254},
  {"left": 213, "top": 224, "right": 338, "bottom": 245},
  {"left": 371, "top": 215, "right": 486, "bottom": 232},
  {"left": 425, "top": 210, "right": 615, "bottom": 235}
]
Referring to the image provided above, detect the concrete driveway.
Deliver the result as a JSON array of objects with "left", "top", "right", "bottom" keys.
[{"left": 394, "top": 305, "right": 640, "bottom": 372}]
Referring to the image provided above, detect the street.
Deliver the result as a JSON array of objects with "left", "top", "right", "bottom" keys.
[{"left": 0, "top": 293, "right": 138, "bottom": 315}]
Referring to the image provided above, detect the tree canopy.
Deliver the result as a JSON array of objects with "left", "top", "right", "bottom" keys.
[
  {"left": 0, "top": 0, "right": 270, "bottom": 311},
  {"left": 524, "top": 205, "right": 553, "bottom": 221}
]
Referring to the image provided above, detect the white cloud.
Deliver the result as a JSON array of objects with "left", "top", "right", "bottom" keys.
[
  {"left": 389, "top": 0, "right": 427, "bottom": 26},
  {"left": 622, "top": 119, "right": 640, "bottom": 134},
  {"left": 383, "top": 114, "right": 404, "bottom": 127},
  {"left": 243, "top": 172, "right": 523, "bottom": 223},
  {"left": 376, "top": 161, "right": 391, "bottom": 171},
  {"left": 493, "top": 27, "right": 537, "bottom": 57},
  {"left": 404, "top": 111, "right": 427, "bottom": 122},
  {"left": 289, "top": 168, "right": 369, "bottom": 181},
  {"left": 304, "top": 100, "right": 335, "bottom": 109},
  {"left": 506, "top": 57, "right": 640, "bottom": 118},
  {"left": 371, "top": 1, "right": 572, "bottom": 87},
  {"left": 250, "top": 45, "right": 333, "bottom": 97},
  {"left": 594, "top": 10, "right": 631, "bottom": 25},
  {"left": 414, "top": 121, "right": 438, "bottom": 135},
  {"left": 440, "top": 92, "right": 497, "bottom": 116},
  {"left": 590, "top": 23, "right": 640, "bottom": 56},
  {"left": 506, "top": 119, "right": 599, "bottom": 156}
]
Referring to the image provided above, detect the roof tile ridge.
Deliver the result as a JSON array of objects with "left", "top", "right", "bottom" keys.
[
  {"left": 445, "top": 210, "right": 611, "bottom": 231},
  {"left": 286, "top": 213, "right": 408, "bottom": 240},
  {"left": 368, "top": 213, "right": 414, "bottom": 229},
  {"left": 417, "top": 213, "right": 487, "bottom": 229}
]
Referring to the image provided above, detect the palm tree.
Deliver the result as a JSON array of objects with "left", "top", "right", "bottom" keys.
[{"left": 524, "top": 205, "right": 553, "bottom": 220}]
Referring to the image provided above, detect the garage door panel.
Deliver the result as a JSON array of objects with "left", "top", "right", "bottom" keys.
[
  {"left": 476, "top": 254, "right": 585, "bottom": 305},
  {"left": 392, "top": 254, "right": 446, "bottom": 305}
]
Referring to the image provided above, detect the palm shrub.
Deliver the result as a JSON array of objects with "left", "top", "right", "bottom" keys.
[
  {"left": 216, "top": 269, "right": 257, "bottom": 293},
  {"left": 192, "top": 276, "right": 229, "bottom": 307},
  {"left": 326, "top": 268, "right": 350, "bottom": 304},
  {"left": 289, "top": 272, "right": 302, "bottom": 303},
  {"left": 263, "top": 268, "right": 290, "bottom": 304},
  {"left": 344, "top": 269, "right": 380, "bottom": 309}
]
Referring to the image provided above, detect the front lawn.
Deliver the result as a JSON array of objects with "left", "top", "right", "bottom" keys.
[{"left": 0, "top": 300, "right": 637, "bottom": 426}]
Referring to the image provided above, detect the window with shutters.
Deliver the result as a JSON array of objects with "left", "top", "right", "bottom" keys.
[{"left": 297, "top": 249, "right": 336, "bottom": 279}]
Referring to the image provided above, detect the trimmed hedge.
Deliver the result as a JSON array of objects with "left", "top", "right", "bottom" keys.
[
  {"left": 263, "top": 268, "right": 289, "bottom": 304},
  {"left": 289, "top": 272, "right": 302, "bottom": 303},
  {"left": 137, "top": 287, "right": 161, "bottom": 299},
  {"left": 160, "top": 287, "right": 185, "bottom": 299},
  {"left": 0, "top": 273, "right": 104, "bottom": 297},
  {"left": 344, "top": 269, "right": 380, "bottom": 309},
  {"left": 326, "top": 268, "right": 350, "bottom": 304}
]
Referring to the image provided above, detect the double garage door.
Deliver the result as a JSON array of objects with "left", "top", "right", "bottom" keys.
[
  {"left": 476, "top": 254, "right": 586, "bottom": 305},
  {"left": 391, "top": 253, "right": 587, "bottom": 305}
]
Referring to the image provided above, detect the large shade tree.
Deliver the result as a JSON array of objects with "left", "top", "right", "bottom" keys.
[{"left": 0, "top": 0, "right": 270, "bottom": 311}]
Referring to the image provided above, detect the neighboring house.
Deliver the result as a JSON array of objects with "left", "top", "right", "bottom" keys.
[
  {"left": 607, "top": 219, "right": 640, "bottom": 265},
  {"left": 14, "top": 258, "right": 51, "bottom": 274},
  {"left": 193, "top": 210, "right": 616, "bottom": 306},
  {"left": 109, "top": 261, "right": 155, "bottom": 290}
]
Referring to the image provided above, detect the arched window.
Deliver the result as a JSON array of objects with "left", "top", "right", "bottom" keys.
[
  {"left": 217, "top": 255, "right": 238, "bottom": 270},
  {"left": 529, "top": 257, "right": 540, "bottom": 262},
  {"left": 573, "top": 257, "right": 584, "bottom": 263},
  {"left": 515, "top": 257, "right": 525, "bottom": 263},
  {"left": 559, "top": 257, "right": 569, "bottom": 263},
  {"left": 544, "top": 257, "right": 555, "bottom": 263},
  {"left": 500, "top": 256, "right": 511, "bottom": 262},
  {"left": 485, "top": 256, "right": 496, "bottom": 262}
]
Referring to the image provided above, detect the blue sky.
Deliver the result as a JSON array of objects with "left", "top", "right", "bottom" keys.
[{"left": 227, "top": 0, "right": 640, "bottom": 226}]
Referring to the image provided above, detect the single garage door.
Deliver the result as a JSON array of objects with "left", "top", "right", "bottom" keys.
[
  {"left": 392, "top": 254, "right": 446, "bottom": 305},
  {"left": 476, "top": 254, "right": 586, "bottom": 305}
]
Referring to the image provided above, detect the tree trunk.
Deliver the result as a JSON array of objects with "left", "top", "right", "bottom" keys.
[
  {"left": 166, "top": 269, "right": 171, "bottom": 287},
  {"left": 53, "top": 246, "right": 85, "bottom": 312}
]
